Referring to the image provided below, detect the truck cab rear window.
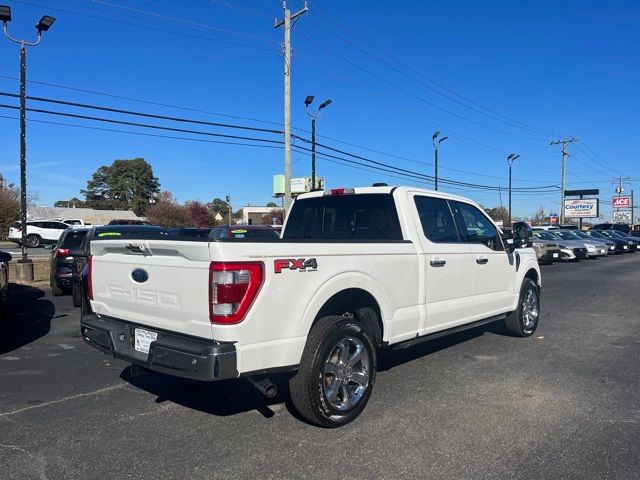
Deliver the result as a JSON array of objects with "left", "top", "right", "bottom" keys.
[{"left": 283, "top": 194, "right": 402, "bottom": 241}]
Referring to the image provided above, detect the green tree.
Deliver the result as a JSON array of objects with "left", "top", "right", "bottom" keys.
[
  {"left": 486, "top": 206, "right": 510, "bottom": 225},
  {"left": 266, "top": 202, "right": 277, "bottom": 208},
  {"left": 82, "top": 158, "right": 160, "bottom": 215},
  {"left": 54, "top": 197, "right": 85, "bottom": 208},
  {"left": 0, "top": 187, "right": 20, "bottom": 240}
]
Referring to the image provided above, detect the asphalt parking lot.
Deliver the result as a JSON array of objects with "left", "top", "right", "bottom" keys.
[{"left": 1, "top": 255, "right": 639, "bottom": 480}]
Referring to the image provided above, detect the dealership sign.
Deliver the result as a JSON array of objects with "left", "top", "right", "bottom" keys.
[
  {"left": 612, "top": 196, "right": 632, "bottom": 208},
  {"left": 563, "top": 199, "right": 599, "bottom": 218},
  {"left": 613, "top": 211, "right": 632, "bottom": 223}
]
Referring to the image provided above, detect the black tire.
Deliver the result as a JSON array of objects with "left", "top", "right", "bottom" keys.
[
  {"left": 50, "top": 273, "right": 64, "bottom": 296},
  {"left": 289, "top": 315, "right": 377, "bottom": 428},
  {"left": 72, "top": 282, "right": 82, "bottom": 307},
  {"left": 504, "top": 278, "right": 540, "bottom": 337},
  {"left": 26, "top": 235, "right": 41, "bottom": 248}
]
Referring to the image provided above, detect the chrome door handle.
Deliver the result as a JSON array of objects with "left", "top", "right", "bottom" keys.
[
  {"left": 476, "top": 258, "right": 489, "bottom": 264},
  {"left": 430, "top": 258, "right": 446, "bottom": 267}
]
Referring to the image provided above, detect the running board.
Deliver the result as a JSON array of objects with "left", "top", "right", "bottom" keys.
[{"left": 390, "top": 314, "right": 507, "bottom": 351}]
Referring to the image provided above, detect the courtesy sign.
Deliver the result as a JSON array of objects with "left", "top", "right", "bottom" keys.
[{"left": 563, "top": 199, "right": 599, "bottom": 218}]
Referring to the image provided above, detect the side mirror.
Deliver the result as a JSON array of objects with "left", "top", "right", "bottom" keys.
[
  {"left": 0, "top": 251, "right": 12, "bottom": 262},
  {"left": 512, "top": 221, "right": 532, "bottom": 250}
]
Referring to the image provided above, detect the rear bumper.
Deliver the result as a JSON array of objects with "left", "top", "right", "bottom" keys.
[{"left": 80, "top": 313, "right": 238, "bottom": 381}]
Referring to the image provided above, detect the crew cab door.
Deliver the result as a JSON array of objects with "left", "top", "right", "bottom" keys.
[
  {"left": 411, "top": 194, "right": 475, "bottom": 334},
  {"left": 449, "top": 201, "right": 515, "bottom": 315}
]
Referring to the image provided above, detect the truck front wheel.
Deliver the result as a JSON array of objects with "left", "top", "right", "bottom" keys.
[
  {"left": 504, "top": 278, "right": 540, "bottom": 337},
  {"left": 290, "top": 315, "right": 377, "bottom": 428}
]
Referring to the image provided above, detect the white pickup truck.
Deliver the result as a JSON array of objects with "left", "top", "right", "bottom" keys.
[{"left": 81, "top": 186, "right": 541, "bottom": 427}]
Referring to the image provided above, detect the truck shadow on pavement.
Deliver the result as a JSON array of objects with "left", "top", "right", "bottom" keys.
[
  {"left": 0, "top": 284, "right": 54, "bottom": 354},
  {"left": 120, "top": 320, "right": 508, "bottom": 421}
]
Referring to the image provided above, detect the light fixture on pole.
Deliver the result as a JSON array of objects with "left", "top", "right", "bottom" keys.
[
  {"left": 507, "top": 153, "right": 520, "bottom": 225},
  {"left": 432, "top": 131, "right": 448, "bottom": 191},
  {"left": 305, "top": 95, "right": 332, "bottom": 191},
  {"left": 2, "top": 5, "right": 56, "bottom": 282}
]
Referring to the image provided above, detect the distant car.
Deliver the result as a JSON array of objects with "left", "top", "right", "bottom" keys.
[
  {"left": 555, "top": 229, "right": 607, "bottom": 257},
  {"left": 592, "top": 223, "right": 631, "bottom": 234},
  {"left": 532, "top": 225, "right": 560, "bottom": 231},
  {"left": 584, "top": 230, "right": 628, "bottom": 254},
  {"left": 572, "top": 230, "right": 616, "bottom": 254},
  {"left": 168, "top": 227, "right": 212, "bottom": 238},
  {"left": 50, "top": 228, "right": 90, "bottom": 296},
  {"left": 8, "top": 220, "right": 70, "bottom": 248},
  {"left": 530, "top": 238, "right": 561, "bottom": 264},
  {"left": 62, "top": 218, "right": 92, "bottom": 228},
  {"left": 210, "top": 225, "right": 280, "bottom": 239},
  {"left": 532, "top": 230, "right": 586, "bottom": 260},
  {"left": 593, "top": 229, "right": 638, "bottom": 252},
  {"left": 107, "top": 219, "right": 152, "bottom": 226},
  {"left": 0, "top": 249, "right": 11, "bottom": 326}
]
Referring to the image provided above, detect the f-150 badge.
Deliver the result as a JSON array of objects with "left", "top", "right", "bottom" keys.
[{"left": 274, "top": 258, "right": 318, "bottom": 274}]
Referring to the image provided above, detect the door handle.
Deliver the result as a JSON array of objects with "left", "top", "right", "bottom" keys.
[
  {"left": 430, "top": 258, "right": 446, "bottom": 267},
  {"left": 476, "top": 257, "right": 489, "bottom": 264}
]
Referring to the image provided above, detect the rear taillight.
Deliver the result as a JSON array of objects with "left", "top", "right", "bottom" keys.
[
  {"left": 209, "top": 261, "right": 263, "bottom": 324},
  {"left": 87, "top": 255, "right": 94, "bottom": 300},
  {"left": 57, "top": 248, "right": 71, "bottom": 257},
  {"left": 324, "top": 188, "right": 355, "bottom": 196}
]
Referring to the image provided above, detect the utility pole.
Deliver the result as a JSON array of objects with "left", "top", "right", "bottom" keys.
[
  {"left": 507, "top": 154, "right": 520, "bottom": 225},
  {"left": 431, "top": 131, "right": 448, "bottom": 191},
  {"left": 2, "top": 6, "right": 56, "bottom": 282},
  {"left": 275, "top": 2, "right": 308, "bottom": 219},
  {"left": 304, "top": 95, "right": 331, "bottom": 191},
  {"left": 550, "top": 138, "right": 578, "bottom": 224},
  {"left": 226, "top": 194, "right": 231, "bottom": 226}
]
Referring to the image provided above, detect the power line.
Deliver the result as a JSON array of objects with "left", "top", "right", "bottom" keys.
[
  {"left": 207, "top": 0, "right": 272, "bottom": 19},
  {"left": 92, "top": 0, "right": 281, "bottom": 45},
  {"left": 0, "top": 91, "right": 282, "bottom": 135},
  {"left": 9, "top": 0, "right": 275, "bottom": 52},
  {"left": 307, "top": 15, "right": 556, "bottom": 138},
  {"left": 312, "top": 3, "right": 563, "bottom": 137},
  {"left": 297, "top": 31, "right": 544, "bottom": 142},
  {"left": 0, "top": 74, "right": 284, "bottom": 127}
]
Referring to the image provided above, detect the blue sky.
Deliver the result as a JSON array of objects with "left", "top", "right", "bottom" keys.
[{"left": 0, "top": 0, "right": 639, "bottom": 220}]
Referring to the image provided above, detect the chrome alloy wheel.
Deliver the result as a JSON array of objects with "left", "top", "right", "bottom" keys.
[
  {"left": 522, "top": 287, "right": 539, "bottom": 331},
  {"left": 322, "top": 336, "right": 370, "bottom": 412}
]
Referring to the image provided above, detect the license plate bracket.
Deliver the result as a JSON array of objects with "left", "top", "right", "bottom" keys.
[{"left": 134, "top": 328, "right": 158, "bottom": 354}]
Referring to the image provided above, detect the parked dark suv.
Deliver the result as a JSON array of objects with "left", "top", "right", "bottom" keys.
[
  {"left": 50, "top": 228, "right": 90, "bottom": 296},
  {"left": 592, "top": 223, "right": 631, "bottom": 234}
]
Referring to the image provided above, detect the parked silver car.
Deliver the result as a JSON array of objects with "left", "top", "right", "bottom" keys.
[
  {"left": 532, "top": 230, "right": 587, "bottom": 260},
  {"left": 571, "top": 230, "right": 616, "bottom": 255},
  {"left": 554, "top": 230, "right": 607, "bottom": 257}
]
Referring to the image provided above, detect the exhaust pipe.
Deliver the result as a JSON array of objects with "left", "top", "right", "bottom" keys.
[{"left": 247, "top": 377, "right": 278, "bottom": 398}]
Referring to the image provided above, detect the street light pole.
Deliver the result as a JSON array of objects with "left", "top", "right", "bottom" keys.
[
  {"left": 507, "top": 154, "right": 520, "bottom": 225},
  {"left": 2, "top": 7, "right": 56, "bottom": 281},
  {"left": 431, "top": 131, "right": 448, "bottom": 191},
  {"left": 305, "top": 96, "right": 331, "bottom": 191}
]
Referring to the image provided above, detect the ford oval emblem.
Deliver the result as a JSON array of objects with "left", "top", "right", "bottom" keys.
[{"left": 131, "top": 268, "right": 148, "bottom": 283}]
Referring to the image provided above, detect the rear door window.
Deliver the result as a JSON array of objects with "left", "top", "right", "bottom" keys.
[
  {"left": 283, "top": 194, "right": 403, "bottom": 240},
  {"left": 414, "top": 196, "right": 459, "bottom": 243},
  {"left": 61, "top": 230, "right": 87, "bottom": 247}
]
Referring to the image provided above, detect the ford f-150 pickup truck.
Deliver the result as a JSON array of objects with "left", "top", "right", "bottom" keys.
[{"left": 81, "top": 186, "right": 541, "bottom": 427}]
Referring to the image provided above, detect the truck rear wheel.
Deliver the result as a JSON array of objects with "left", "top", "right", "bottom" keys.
[
  {"left": 504, "top": 278, "right": 540, "bottom": 337},
  {"left": 289, "top": 315, "right": 377, "bottom": 428}
]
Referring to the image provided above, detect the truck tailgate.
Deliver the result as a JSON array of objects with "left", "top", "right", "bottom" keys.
[{"left": 90, "top": 239, "right": 213, "bottom": 339}]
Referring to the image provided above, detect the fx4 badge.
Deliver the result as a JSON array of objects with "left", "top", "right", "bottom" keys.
[{"left": 274, "top": 258, "right": 318, "bottom": 274}]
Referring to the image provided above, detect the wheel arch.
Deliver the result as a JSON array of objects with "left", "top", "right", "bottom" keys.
[
  {"left": 314, "top": 288, "right": 384, "bottom": 346},
  {"left": 300, "top": 273, "right": 390, "bottom": 347}
]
